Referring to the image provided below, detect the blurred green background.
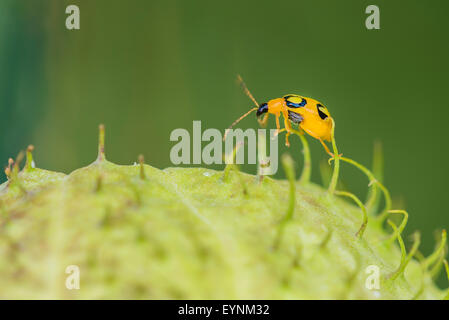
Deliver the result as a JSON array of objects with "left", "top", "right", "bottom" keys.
[{"left": 1, "top": 0, "right": 448, "bottom": 285}]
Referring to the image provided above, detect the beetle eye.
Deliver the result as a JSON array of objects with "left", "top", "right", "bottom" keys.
[{"left": 317, "top": 104, "right": 328, "bottom": 120}]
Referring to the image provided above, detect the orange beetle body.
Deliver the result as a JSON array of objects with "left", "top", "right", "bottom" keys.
[
  {"left": 260, "top": 95, "right": 333, "bottom": 143},
  {"left": 225, "top": 76, "right": 334, "bottom": 154}
]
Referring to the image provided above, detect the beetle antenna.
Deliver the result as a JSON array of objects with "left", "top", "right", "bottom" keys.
[
  {"left": 223, "top": 75, "right": 260, "bottom": 141},
  {"left": 237, "top": 74, "right": 259, "bottom": 107},
  {"left": 223, "top": 107, "right": 258, "bottom": 141}
]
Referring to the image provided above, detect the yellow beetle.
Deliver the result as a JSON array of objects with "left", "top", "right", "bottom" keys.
[{"left": 225, "top": 75, "right": 334, "bottom": 155}]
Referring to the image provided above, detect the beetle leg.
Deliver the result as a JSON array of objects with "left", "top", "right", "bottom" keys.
[
  {"left": 273, "top": 114, "right": 281, "bottom": 136},
  {"left": 285, "top": 132, "right": 291, "bottom": 147},
  {"left": 319, "top": 139, "right": 342, "bottom": 159},
  {"left": 319, "top": 139, "right": 333, "bottom": 156},
  {"left": 282, "top": 111, "right": 294, "bottom": 147},
  {"left": 270, "top": 115, "right": 282, "bottom": 142},
  {"left": 258, "top": 113, "right": 270, "bottom": 127}
]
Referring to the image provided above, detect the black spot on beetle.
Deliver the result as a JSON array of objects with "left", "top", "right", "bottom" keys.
[
  {"left": 317, "top": 104, "right": 328, "bottom": 120},
  {"left": 284, "top": 96, "right": 307, "bottom": 108}
]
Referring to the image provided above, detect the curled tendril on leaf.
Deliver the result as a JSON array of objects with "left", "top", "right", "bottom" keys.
[
  {"left": 329, "top": 156, "right": 392, "bottom": 219},
  {"left": 388, "top": 222, "right": 421, "bottom": 281},
  {"left": 327, "top": 119, "right": 340, "bottom": 194},
  {"left": 412, "top": 232, "right": 448, "bottom": 299},
  {"left": 288, "top": 128, "right": 311, "bottom": 184},
  {"left": 335, "top": 191, "right": 368, "bottom": 238},
  {"left": 423, "top": 229, "right": 447, "bottom": 270},
  {"left": 429, "top": 250, "right": 446, "bottom": 279},
  {"left": 365, "top": 141, "right": 383, "bottom": 214},
  {"left": 383, "top": 210, "right": 409, "bottom": 244}
]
